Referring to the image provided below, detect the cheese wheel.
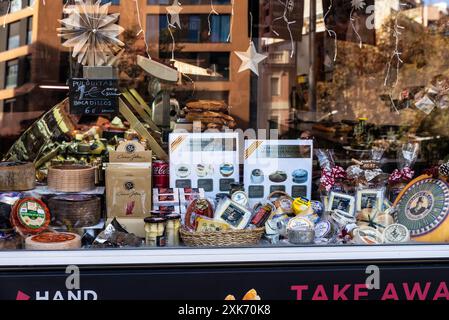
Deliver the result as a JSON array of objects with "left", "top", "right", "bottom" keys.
[
  {"left": 10, "top": 198, "right": 51, "bottom": 236},
  {"left": 47, "top": 165, "right": 95, "bottom": 193},
  {"left": 394, "top": 175, "right": 449, "bottom": 243},
  {"left": 25, "top": 232, "right": 81, "bottom": 250},
  {"left": 0, "top": 162, "right": 35, "bottom": 191},
  {"left": 48, "top": 195, "right": 101, "bottom": 227}
]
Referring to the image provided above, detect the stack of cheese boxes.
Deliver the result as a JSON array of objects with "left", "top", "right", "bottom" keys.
[{"left": 105, "top": 140, "right": 152, "bottom": 238}]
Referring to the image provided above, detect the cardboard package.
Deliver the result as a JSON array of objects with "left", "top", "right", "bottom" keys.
[
  {"left": 105, "top": 217, "right": 146, "bottom": 238},
  {"left": 109, "top": 141, "right": 152, "bottom": 163},
  {"left": 106, "top": 163, "right": 152, "bottom": 218},
  {"left": 109, "top": 151, "right": 152, "bottom": 163}
]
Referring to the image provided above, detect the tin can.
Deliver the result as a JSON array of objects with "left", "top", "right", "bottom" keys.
[{"left": 153, "top": 160, "right": 170, "bottom": 188}]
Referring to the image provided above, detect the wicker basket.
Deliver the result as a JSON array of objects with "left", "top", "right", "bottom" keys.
[
  {"left": 48, "top": 165, "right": 95, "bottom": 193},
  {"left": 180, "top": 227, "right": 265, "bottom": 247}
]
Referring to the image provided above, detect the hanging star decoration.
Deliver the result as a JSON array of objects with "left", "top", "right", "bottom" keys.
[
  {"left": 350, "top": 0, "right": 366, "bottom": 48},
  {"left": 324, "top": 0, "right": 338, "bottom": 62},
  {"left": 235, "top": 41, "right": 267, "bottom": 76},
  {"left": 272, "top": 0, "right": 296, "bottom": 58},
  {"left": 57, "top": 0, "right": 124, "bottom": 67},
  {"left": 166, "top": 0, "right": 182, "bottom": 29},
  {"left": 351, "top": 0, "right": 366, "bottom": 10}
]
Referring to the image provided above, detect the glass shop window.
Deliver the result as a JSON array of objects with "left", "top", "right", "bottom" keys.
[
  {"left": 100, "top": 0, "right": 120, "bottom": 4},
  {"left": 10, "top": 0, "right": 23, "bottom": 13},
  {"left": 147, "top": 14, "right": 230, "bottom": 44},
  {"left": 271, "top": 77, "right": 281, "bottom": 96},
  {"left": 26, "top": 16, "right": 33, "bottom": 45},
  {"left": 3, "top": 0, "right": 449, "bottom": 251},
  {"left": 147, "top": 0, "right": 231, "bottom": 4},
  {"left": 5, "top": 59, "right": 19, "bottom": 89},
  {"left": 7, "top": 21, "right": 20, "bottom": 50},
  {"left": 3, "top": 99, "right": 16, "bottom": 113}
]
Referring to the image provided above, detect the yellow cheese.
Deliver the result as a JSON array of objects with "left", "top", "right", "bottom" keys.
[{"left": 196, "top": 218, "right": 230, "bottom": 233}]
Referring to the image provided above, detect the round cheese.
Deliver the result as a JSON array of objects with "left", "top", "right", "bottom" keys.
[
  {"left": 25, "top": 232, "right": 81, "bottom": 250},
  {"left": 0, "top": 162, "right": 35, "bottom": 191},
  {"left": 383, "top": 224, "right": 410, "bottom": 244},
  {"left": 394, "top": 175, "right": 449, "bottom": 243},
  {"left": 11, "top": 198, "right": 51, "bottom": 236}
]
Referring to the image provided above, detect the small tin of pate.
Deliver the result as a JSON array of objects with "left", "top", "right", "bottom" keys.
[
  {"left": 314, "top": 220, "right": 334, "bottom": 239},
  {"left": 331, "top": 210, "right": 356, "bottom": 227},
  {"left": 196, "top": 164, "right": 212, "bottom": 177},
  {"left": 176, "top": 164, "right": 191, "bottom": 178},
  {"left": 287, "top": 228, "right": 315, "bottom": 244},
  {"left": 250, "top": 169, "right": 264, "bottom": 184},
  {"left": 231, "top": 191, "right": 249, "bottom": 206},
  {"left": 383, "top": 224, "right": 410, "bottom": 244},
  {"left": 219, "top": 163, "right": 234, "bottom": 177}
]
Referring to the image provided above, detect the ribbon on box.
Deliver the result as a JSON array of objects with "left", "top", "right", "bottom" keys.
[
  {"left": 388, "top": 166, "right": 414, "bottom": 185},
  {"left": 320, "top": 166, "right": 347, "bottom": 192}
]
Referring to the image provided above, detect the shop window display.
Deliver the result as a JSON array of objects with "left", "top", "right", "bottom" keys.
[{"left": 0, "top": 0, "right": 449, "bottom": 252}]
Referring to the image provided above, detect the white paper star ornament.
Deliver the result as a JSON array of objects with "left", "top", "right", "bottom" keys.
[
  {"left": 166, "top": 0, "right": 183, "bottom": 29},
  {"left": 57, "top": 0, "right": 124, "bottom": 66},
  {"left": 234, "top": 41, "right": 267, "bottom": 76}
]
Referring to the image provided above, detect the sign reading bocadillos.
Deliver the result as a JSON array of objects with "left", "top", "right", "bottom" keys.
[{"left": 69, "top": 78, "right": 120, "bottom": 115}]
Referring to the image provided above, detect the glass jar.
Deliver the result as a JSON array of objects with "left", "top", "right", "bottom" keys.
[
  {"left": 144, "top": 217, "right": 166, "bottom": 247},
  {"left": 165, "top": 214, "right": 181, "bottom": 247}
]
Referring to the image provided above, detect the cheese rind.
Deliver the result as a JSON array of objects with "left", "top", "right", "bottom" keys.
[{"left": 25, "top": 232, "right": 82, "bottom": 250}]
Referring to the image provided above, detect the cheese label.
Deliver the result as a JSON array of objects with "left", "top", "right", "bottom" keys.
[
  {"left": 27, "top": 202, "right": 37, "bottom": 211},
  {"left": 18, "top": 201, "right": 46, "bottom": 230},
  {"left": 287, "top": 217, "right": 314, "bottom": 231},
  {"left": 314, "top": 221, "right": 331, "bottom": 238},
  {"left": 383, "top": 224, "right": 410, "bottom": 243}
]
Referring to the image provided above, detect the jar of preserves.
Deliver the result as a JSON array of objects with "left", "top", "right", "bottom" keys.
[
  {"left": 144, "top": 217, "right": 167, "bottom": 247},
  {"left": 166, "top": 214, "right": 181, "bottom": 247}
]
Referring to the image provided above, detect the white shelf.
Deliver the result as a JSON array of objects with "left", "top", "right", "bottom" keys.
[{"left": 1, "top": 244, "right": 449, "bottom": 267}]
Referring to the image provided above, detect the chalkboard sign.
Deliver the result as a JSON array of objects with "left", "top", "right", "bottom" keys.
[{"left": 69, "top": 78, "right": 120, "bottom": 115}]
